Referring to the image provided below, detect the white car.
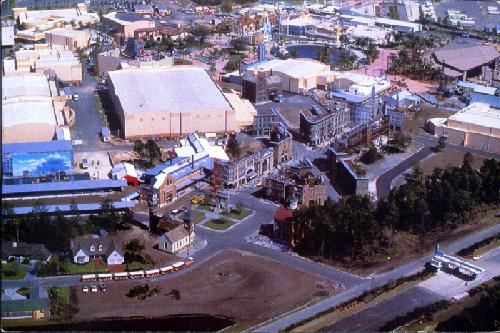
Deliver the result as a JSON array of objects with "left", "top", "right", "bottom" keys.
[
  {"left": 91, "top": 285, "right": 98, "bottom": 293},
  {"left": 82, "top": 286, "right": 89, "bottom": 293},
  {"left": 73, "top": 94, "right": 79, "bottom": 101}
]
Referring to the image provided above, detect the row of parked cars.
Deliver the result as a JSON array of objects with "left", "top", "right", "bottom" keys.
[{"left": 82, "top": 284, "right": 107, "bottom": 294}]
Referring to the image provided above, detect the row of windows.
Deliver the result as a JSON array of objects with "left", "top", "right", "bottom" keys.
[{"left": 137, "top": 114, "right": 224, "bottom": 122}]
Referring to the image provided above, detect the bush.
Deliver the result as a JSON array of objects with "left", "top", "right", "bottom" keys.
[{"left": 360, "top": 145, "right": 383, "bottom": 164}]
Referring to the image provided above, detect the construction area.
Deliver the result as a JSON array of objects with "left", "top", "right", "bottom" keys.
[{"left": 75, "top": 250, "right": 341, "bottom": 330}]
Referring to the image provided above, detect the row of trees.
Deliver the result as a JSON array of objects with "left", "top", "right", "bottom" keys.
[
  {"left": 2, "top": 199, "right": 132, "bottom": 255},
  {"left": 133, "top": 139, "right": 162, "bottom": 164},
  {"left": 289, "top": 154, "right": 500, "bottom": 262}
]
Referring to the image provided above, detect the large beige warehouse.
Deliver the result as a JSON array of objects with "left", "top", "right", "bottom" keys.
[
  {"left": 108, "top": 66, "right": 256, "bottom": 139},
  {"left": 2, "top": 73, "right": 67, "bottom": 143},
  {"left": 430, "top": 102, "right": 500, "bottom": 154}
]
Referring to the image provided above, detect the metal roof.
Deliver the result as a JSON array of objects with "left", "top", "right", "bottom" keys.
[
  {"left": 3, "top": 140, "right": 73, "bottom": 154},
  {"left": 144, "top": 156, "right": 189, "bottom": 176},
  {"left": 108, "top": 67, "right": 232, "bottom": 115},
  {"left": 434, "top": 44, "right": 499, "bottom": 72},
  {"left": 3, "top": 179, "right": 127, "bottom": 195},
  {"left": 12, "top": 201, "right": 135, "bottom": 215},
  {"left": 1, "top": 299, "right": 49, "bottom": 314}
]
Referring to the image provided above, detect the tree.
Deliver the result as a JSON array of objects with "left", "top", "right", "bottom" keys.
[
  {"left": 69, "top": 199, "right": 80, "bottom": 224},
  {"left": 145, "top": 139, "right": 161, "bottom": 164},
  {"left": 339, "top": 34, "right": 349, "bottom": 49},
  {"left": 230, "top": 37, "right": 246, "bottom": 54},
  {"left": 191, "top": 24, "right": 211, "bottom": 45},
  {"left": 360, "top": 145, "right": 383, "bottom": 164},
  {"left": 366, "top": 43, "right": 379, "bottom": 64},
  {"left": 436, "top": 136, "right": 446, "bottom": 151},
  {"left": 316, "top": 44, "right": 330, "bottom": 64},
  {"left": 134, "top": 139, "right": 146, "bottom": 159},
  {"left": 220, "top": 1, "right": 232, "bottom": 12},
  {"left": 226, "top": 134, "right": 241, "bottom": 160}
]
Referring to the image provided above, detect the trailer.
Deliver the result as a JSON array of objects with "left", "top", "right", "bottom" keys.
[
  {"left": 172, "top": 262, "right": 184, "bottom": 271},
  {"left": 160, "top": 266, "right": 173, "bottom": 275},
  {"left": 81, "top": 274, "right": 97, "bottom": 282},
  {"left": 145, "top": 269, "right": 160, "bottom": 277},
  {"left": 98, "top": 273, "right": 113, "bottom": 281},
  {"left": 129, "top": 271, "right": 145, "bottom": 279},
  {"left": 113, "top": 272, "right": 129, "bottom": 280}
]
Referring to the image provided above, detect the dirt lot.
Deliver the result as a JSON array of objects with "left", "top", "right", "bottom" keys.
[
  {"left": 404, "top": 104, "right": 451, "bottom": 135},
  {"left": 75, "top": 250, "right": 337, "bottom": 327},
  {"left": 419, "top": 149, "right": 489, "bottom": 176}
]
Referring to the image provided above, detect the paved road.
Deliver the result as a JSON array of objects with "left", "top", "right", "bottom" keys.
[
  {"left": 66, "top": 61, "right": 103, "bottom": 145},
  {"left": 252, "top": 223, "right": 500, "bottom": 332},
  {"left": 376, "top": 134, "right": 500, "bottom": 200}
]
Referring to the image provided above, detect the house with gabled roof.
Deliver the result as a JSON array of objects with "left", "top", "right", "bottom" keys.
[{"left": 71, "top": 235, "right": 124, "bottom": 265}]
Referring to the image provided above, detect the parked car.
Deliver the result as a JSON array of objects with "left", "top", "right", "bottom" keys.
[
  {"left": 98, "top": 284, "right": 107, "bottom": 292},
  {"left": 82, "top": 286, "right": 89, "bottom": 293},
  {"left": 73, "top": 94, "right": 79, "bottom": 101},
  {"left": 91, "top": 285, "right": 98, "bottom": 293},
  {"left": 81, "top": 158, "right": 89, "bottom": 169}
]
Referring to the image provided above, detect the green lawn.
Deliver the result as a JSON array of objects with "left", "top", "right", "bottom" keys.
[
  {"left": 62, "top": 261, "right": 108, "bottom": 275},
  {"left": 203, "top": 218, "right": 235, "bottom": 231},
  {"left": 222, "top": 208, "right": 252, "bottom": 220},
  {"left": 196, "top": 204, "right": 214, "bottom": 212},
  {"left": 192, "top": 210, "right": 206, "bottom": 224},
  {"left": 125, "top": 261, "right": 153, "bottom": 271},
  {"left": 1, "top": 263, "right": 29, "bottom": 280}
]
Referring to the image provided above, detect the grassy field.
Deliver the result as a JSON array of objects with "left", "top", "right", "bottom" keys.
[
  {"left": 192, "top": 210, "right": 206, "bottom": 224},
  {"left": 125, "top": 261, "right": 153, "bottom": 271},
  {"left": 63, "top": 262, "right": 108, "bottom": 275},
  {"left": 1, "top": 263, "right": 29, "bottom": 280},
  {"left": 203, "top": 218, "right": 235, "bottom": 231},
  {"left": 222, "top": 208, "right": 252, "bottom": 221}
]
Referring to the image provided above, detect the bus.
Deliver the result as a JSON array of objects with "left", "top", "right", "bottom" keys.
[
  {"left": 145, "top": 269, "right": 160, "bottom": 278},
  {"left": 98, "top": 273, "right": 113, "bottom": 281},
  {"left": 160, "top": 266, "right": 173, "bottom": 275},
  {"left": 81, "top": 274, "right": 97, "bottom": 282},
  {"left": 113, "top": 272, "right": 129, "bottom": 280},
  {"left": 129, "top": 271, "right": 145, "bottom": 279}
]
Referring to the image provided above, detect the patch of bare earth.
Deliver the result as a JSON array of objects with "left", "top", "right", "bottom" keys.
[
  {"left": 420, "top": 149, "right": 488, "bottom": 176},
  {"left": 76, "top": 250, "right": 338, "bottom": 325}
]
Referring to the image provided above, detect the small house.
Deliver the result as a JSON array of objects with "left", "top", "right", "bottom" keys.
[
  {"left": 71, "top": 235, "right": 124, "bottom": 265},
  {"left": 157, "top": 225, "right": 194, "bottom": 253},
  {"left": 1, "top": 299, "right": 50, "bottom": 320},
  {"left": 1, "top": 242, "right": 51, "bottom": 263}
]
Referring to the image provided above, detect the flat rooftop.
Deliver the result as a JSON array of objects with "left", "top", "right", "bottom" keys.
[
  {"left": 248, "top": 58, "right": 329, "bottom": 79},
  {"left": 2, "top": 73, "right": 51, "bottom": 99},
  {"left": 449, "top": 102, "right": 500, "bottom": 130},
  {"left": 108, "top": 66, "right": 233, "bottom": 115}
]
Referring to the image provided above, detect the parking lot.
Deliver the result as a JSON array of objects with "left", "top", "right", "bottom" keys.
[{"left": 74, "top": 151, "right": 113, "bottom": 179}]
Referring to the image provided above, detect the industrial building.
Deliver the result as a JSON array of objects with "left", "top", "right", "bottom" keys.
[
  {"left": 12, "top": 4, "right": 99, "bottom": 41},
  {"left": 102, "top": 12, "right": 155, "bottom": 39},
  {"left": 428, "top": 43, "right": 499, "bottom": 80},
  {"left": 330, "top": 72, "right": 391, "bottom": 124},
  {"left": 3, "top": 179, "right": 128, "bottom": 199},
  {"left": 2, "top": 73, "right": 69, "bottom": 144},
  {"left": 429, "top": 102, "right": 500, "bottom": 154},
  {"left": 45, "top": 28, "right": 91, "bottom": 51},
  {"left": 1, "top": 20, "right": 15, "bottom": 47},
  {"left": 4, "top": 46, "right": 83, "bottom": 84},
  {"left": 2, "top": 140, "right": 74, "bottom": 178},
  {"left": 108, "top": 66, "right": 257, "bottom": 139},
  {"left": 245, "top": 58, "right": 331, "bottom": 94}
]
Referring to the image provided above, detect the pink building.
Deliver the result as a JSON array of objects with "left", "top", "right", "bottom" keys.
[{"left": 102, "top": 12, "right": 155, "bottom": 39}]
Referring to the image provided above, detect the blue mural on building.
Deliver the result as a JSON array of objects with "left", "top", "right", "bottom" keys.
[{"left": 11, "top": 152, "right": 73, "bottom": 177}]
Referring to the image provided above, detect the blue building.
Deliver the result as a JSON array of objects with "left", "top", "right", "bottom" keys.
[{"left": 2, "top": 141, "right": 74, "bottom": 178}]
